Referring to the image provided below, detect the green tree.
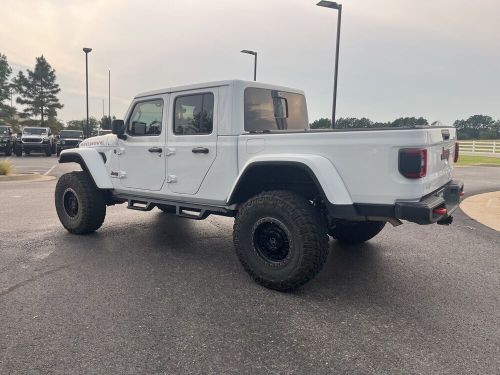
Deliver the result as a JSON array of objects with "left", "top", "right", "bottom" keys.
[
  {"left": 66, "top": 117, "right": 98, "bottom": 135},
  {"left": 0, "top": 53, "right": 11, "bottom": 104},
  {"left": 336, "top": 117, "right": 373, "bottom": 129},
  {"left": 13, "top": 55, "right": 63, "bottom": 125},
  {"left": 0, "top": 53, "right": 14, "bottom": 121},
  {"left": 391, "top": 117, "right": 428, "bottom": 128},
  {"left": 310, "top": 118, "right": 332, "bottom": 129},
  {"left": 99, "top": 115, "right": 115, "bottom": 130},
  {"left": 454, "top": 115, "right": 497, "bottom": 140}
]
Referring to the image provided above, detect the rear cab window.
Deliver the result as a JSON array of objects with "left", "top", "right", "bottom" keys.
[{"left": 244, "top": 88, "right": 309, "bottom": 132}]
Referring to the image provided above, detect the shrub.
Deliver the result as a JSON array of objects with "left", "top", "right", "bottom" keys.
[{"left": 0, "top": 159, "right": 13, "bottom": 176}]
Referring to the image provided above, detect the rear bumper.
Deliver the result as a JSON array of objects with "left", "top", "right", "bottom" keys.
[
  {"left": 328, "top": 180, "right": 464, "bottom": 225},
  {"left": 394, "top": 180, "right": 464, "bottom": 224}
]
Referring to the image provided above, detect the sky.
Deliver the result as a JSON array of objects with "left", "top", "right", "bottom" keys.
[{"left": 1, "top": 0, "right": 499, "bottom": 125}]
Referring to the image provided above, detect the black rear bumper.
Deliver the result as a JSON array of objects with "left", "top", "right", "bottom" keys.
[
  {"left": 328, "top": 180, "right": 464, "bottom": 225},
  {"left": 394, "top": 180, "right": 464, "bottom": 224}
]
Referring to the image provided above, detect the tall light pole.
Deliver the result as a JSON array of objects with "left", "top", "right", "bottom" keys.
[
  {"left": 241, "top": 50, "right": 258, "bottom": 81},
  {"left": 83, "top": 47, "right": 92, "bottom": 137},
  {"left": 317, "top": 1, "right": 342, "bottom": 128},
  {"left": 108, "top": 69, "right": 111, "bottom": 121}
]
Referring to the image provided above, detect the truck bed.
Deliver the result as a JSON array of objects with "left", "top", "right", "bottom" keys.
[{"left": 238, "top": 126, "right": 457, "bottom": 205}]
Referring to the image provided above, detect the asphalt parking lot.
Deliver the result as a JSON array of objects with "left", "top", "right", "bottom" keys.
[{"left": 1, "top": 158, "right": 499, "bottom": 374}]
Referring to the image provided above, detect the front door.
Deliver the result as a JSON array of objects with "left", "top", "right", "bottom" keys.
[
  {"left": 167, "top": 89, "right": 217, "bottom": 195},
  {"left": 119, "top": 96, "right": 167, "bottom": 191}
]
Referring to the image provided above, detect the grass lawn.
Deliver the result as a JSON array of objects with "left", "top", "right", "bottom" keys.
[{"left": 456, "top": 155, "right": 500, "bottom": 166}]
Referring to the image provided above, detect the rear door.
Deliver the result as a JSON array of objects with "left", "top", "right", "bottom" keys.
[
  {"left": 118, "top": 96, "right": 168, "bottom": 191},
  {"left": 166, "top": 89, "right": 218, "bottom": 195}
]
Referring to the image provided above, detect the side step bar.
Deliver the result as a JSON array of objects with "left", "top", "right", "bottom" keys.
[{"left": 118, "top": 194, "right": 235, "bottom": 220}]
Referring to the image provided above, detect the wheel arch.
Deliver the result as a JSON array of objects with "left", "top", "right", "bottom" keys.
[
  {"left": 59, "top": 148, "right": 113, "bottom": 189},
  {"left": 227, "top": 155, "right": 353, "bottom": 207}
]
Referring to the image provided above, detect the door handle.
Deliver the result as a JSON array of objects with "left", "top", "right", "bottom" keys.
[
  {"left": 192, "top": 147, "right": 209, "bottom": 154},
  {"left": 148, "top": 147, "right": 163, "bottom": 153}
]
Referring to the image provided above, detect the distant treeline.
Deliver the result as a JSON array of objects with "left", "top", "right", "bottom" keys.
[{"left": 310, "top": 115, "right": 500, "bottom": 140}]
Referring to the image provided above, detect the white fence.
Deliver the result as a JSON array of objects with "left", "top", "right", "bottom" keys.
[{"left": 460, "top": 140, "right": 500, "bottom": 156}]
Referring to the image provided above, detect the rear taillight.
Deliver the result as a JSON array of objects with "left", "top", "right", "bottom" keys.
[
  {"left": 454, "top": 142, "right": 459, "bottom": 163},
  {"left": 399, "top": 148, "right": 427, "bottom": 179}
]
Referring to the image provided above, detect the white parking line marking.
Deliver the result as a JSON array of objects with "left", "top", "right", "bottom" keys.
[{"left": 44, "top": 164, "right": 58, "bottom": 176}]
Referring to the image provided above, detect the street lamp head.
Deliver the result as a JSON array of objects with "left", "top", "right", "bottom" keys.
[
  {"left": 83, "top": 47, "right": 92, "bottom": 54},
  {"left": 317, "top": 1, "right": 341, "bottom": 10},
  {"left": 241, "top": 50, "right": 257, "bottom": 56}
]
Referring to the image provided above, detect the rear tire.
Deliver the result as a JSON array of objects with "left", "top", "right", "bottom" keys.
[
  {"left": 233, "top": 190, "right": 329, "bottom": 292},
  {"left": 55, "top": 171, "right": 106, "bottom": 234},
  {"left": 329, "top": 221, "right": 386, "bottom": 245}
]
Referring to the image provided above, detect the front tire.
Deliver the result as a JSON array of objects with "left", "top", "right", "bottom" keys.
[
  {"left": 329, "top": 221, "right": 386, "bottom": 245},
  {"left": 233, "top": 191, "right": 329, "bottom": 292},
  {"left": 55, "top": 171, "right": 106, "bottom": 234}
]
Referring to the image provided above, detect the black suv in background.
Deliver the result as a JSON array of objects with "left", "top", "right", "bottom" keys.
[
  {"left": 0, "top": 126, "right": 17, "bottom": 156},
  {"left": 56, "top": 130, "right": 84, "bottom": 156}
]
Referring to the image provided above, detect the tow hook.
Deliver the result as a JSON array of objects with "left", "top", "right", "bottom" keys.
[{"left": 437, "top": 216, "right": 453, "bottom": 226}]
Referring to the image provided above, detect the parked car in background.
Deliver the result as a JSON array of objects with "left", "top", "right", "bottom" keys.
[
  {"left": 0, "top": 125, "right": 17, "bottom": 156},
  {"left": 16, "top": 127, "right": 56, "bottom": 156},
  {"left": 57, "top": 130, "right": 84, "bottom": 156}
]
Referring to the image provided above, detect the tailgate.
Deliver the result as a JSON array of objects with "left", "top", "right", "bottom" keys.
[{"left": 424, "top": 127, "right": 457, "bottom": 195}]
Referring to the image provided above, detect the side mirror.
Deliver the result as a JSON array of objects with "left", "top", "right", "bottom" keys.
[{"left": 112, "top": 119, "right": 127, "bottom": 139}]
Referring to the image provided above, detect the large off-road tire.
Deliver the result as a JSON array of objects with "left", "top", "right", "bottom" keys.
[
  {"left": 329, "top": 221, "right": 386, "bottom": 245},
  {"left": 15, "top": 147, "right": 22, "bottom": 157},
  {"left": 233, "top": 190, "right": 329, "bottom": 292},
  {"left": 55, "top": 171, "right": 106, "bottom": 234}
]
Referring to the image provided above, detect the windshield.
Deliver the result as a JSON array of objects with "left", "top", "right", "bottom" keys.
[
  {"left": 23, "top": 128, "right": 47, "bottom": 135},
  {"left": 60, "top": 131, "right": 83, "bottom": 138},
  {"left": 0, "top": 127, "right": 9, "bottom": 135}
]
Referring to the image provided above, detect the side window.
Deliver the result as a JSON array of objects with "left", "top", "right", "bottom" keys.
[
  {"left": 127, "top": 99, "right": 164, "bottom": 136},
  {"left": 244, "top": 88, "right": 309, "bottom": 132},
  {"left": 174, "top": 93, "right": 214, "bottom": 135}
]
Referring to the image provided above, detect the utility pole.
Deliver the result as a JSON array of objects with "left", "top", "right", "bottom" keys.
[
  {"left": 241, "top": 50, "right": 258, "bottom": 81},
  {"left": 317, "top": 1, "right": 343, "bottom": 128},
  {"left": 83, "top": 47, "right": 92, "bottom": 137},
  {"left": 108, "top": 69, "right": 111, "bottom": 120}
]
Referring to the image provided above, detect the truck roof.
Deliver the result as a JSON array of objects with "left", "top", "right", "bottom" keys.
[{"left": 135, "top": 80, "right": 305, "bottom": 99}]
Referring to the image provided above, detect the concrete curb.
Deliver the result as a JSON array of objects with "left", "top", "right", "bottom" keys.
[
  {"left": 0, "top": 173, "right": 56, "bottom": 183},
  {"left": 461, "top": 191, "right": 500, "bottom": 232}
]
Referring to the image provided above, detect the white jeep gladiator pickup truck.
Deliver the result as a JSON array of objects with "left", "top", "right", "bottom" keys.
[{"left": 55, "top": 80, "right": 463, "bottom": 291}]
